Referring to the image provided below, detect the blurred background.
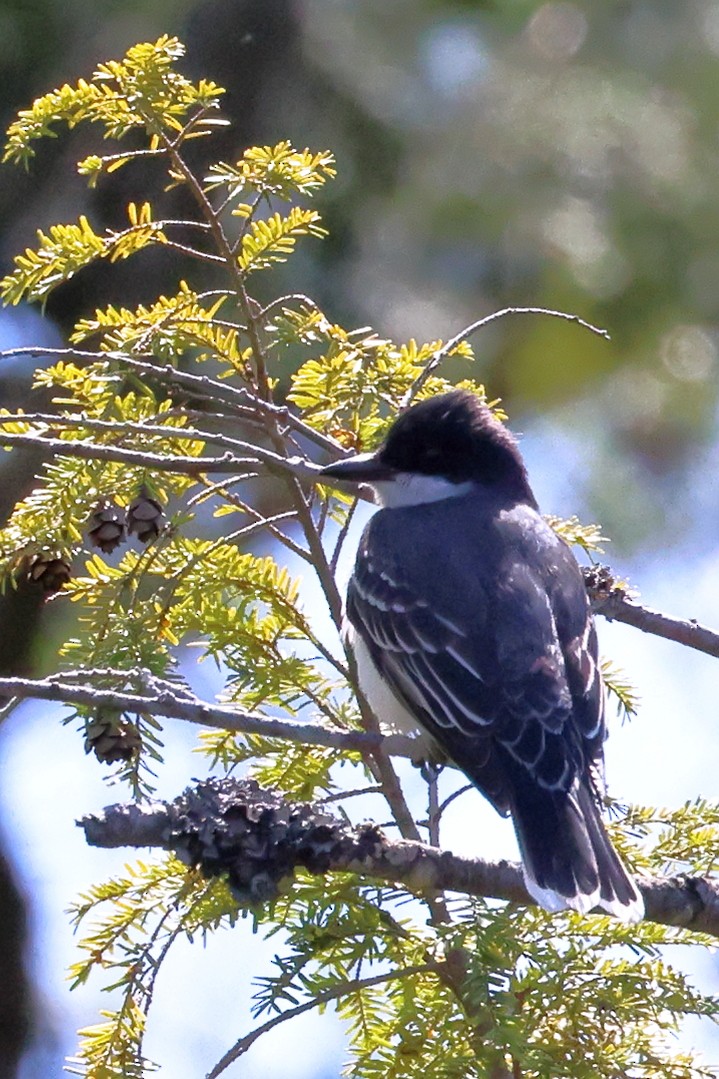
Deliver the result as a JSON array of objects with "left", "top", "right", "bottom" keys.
[{"left": 2, "top": 0, "right": 719, "bottom": 1075}]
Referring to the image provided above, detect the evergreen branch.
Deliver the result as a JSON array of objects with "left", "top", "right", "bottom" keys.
[
  {"left": 0, "top": 411, "right": 313, "bottom": 467},
  {"left": 0, "top": 346, "right": 349, "bottom": 458},
  {"left": 0, "top": 429, "right": 321, "bottom": 481},
  {"left": 206, "top": 963, "right": 431, "bottom": 1078},
  {"left": 159, "top": 131, "right": 276, "bottom": 398},
  {"left": 158, "top": 140, "right": 349, "bottom": 674},
  {"left": 79, "top": 777, "right": 719, "bottom": 942},
  {"left": 0, "top": 674, "right": 395, "bottom": 754},
  {"left": 402, "top": 306, "right": 611, "bottom": 407}
]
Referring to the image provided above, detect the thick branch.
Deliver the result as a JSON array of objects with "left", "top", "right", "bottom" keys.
[{"left": 79, "top": 777, "right": 719, "bottom": 941}]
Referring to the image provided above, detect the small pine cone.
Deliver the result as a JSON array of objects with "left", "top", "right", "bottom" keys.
[
  {"left": 26, "top": 556, "right": 72, "bottom": 593},
  {"left": 85, "top": 711, "right": 141, "bottom": 763},
  {"left": 87, "top": 502, "right": 126, "bottom": 554},
  {"left": 127, "top": 489, "right": 165, "bottom": 544}
]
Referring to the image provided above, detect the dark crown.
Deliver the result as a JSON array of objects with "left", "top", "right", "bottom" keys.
[{"left": 379, "top": 391, "right": 537, "bottom": 506}]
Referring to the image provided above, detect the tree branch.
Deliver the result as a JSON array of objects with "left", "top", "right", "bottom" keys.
[
  {"left": 79, "top": 777, "right": 719, "bottom": 941},
  {"left": 402, "top": 307, "right": 610, "bottom": 407},
  {"left": 206, "top": 962, "right": 431, "bottom": 1078},
  {"left": 0, "top": 674, "right": 401, "bottom": 755},
  {"left": 0, "top": 346, "right": 348, "bottom": 460},
  {"left": 0, "top": 430, "right": 322, "bottom": 482},
  {"left": 584, "top": 565, "right": 719, "bottom": 660}
]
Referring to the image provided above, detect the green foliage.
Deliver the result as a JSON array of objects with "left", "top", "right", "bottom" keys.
[
  {"left": 1, "top": 204, "right": 169, "bottom": 305},
  {"left": 66, "top": 858, "right": 236, "bottom": 1077},
  {"left": 204, "top": 142, "right": 336, "bottom": 200},
  {"left": 238, "top": 207, "right": 327, "bottom": 272},
  {"left": 601, "top": 656, "right": 641, "bottom": 724},
  {"left": 2, "top": 36, "right": 718, "bottom": 1079},
  {"left": 282, "top": 306, "right": 481, "bottom": 449},
  {"left": 545, "top": 512, "right": 607, "bottom": 552},
  {"left": 3, "top": 36, "right": 223, "bottom": 168}
]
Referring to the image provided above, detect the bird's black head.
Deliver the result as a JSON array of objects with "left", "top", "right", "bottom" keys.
[{"left": 378, "top": 390, "right": 537, "bottom": 506}]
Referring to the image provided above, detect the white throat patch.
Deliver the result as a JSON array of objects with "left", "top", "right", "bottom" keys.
[{"left": 370, "top": 472, "right": 472, "bottom": 508}]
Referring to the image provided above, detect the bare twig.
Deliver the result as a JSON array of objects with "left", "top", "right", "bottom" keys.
[
  {"left": 157, "top": 239, "right": 226, "bottom": 264},
  {"left": 596, "top": 596, "right": 719, "bottom": 660},
  {"left": 259, "top": 292, "right": 322, "bottom": 318},
  {"left": 437, "top": 784, "right": 474, "bottom": 819},
  {"left": 329, "top": 495, "right": 360, "bottom": 575},
  {"left": 206, "top": 964, "right": 431, "bottom": 1078},
  {"left": 584, "top": 566, "right": 719, "bottom": 660},
  {"left": 402, "top": 306, "right": 610, "bottom": 407},
  {"left": 316, "top": 785, "right": 384, "bottom": 804},
  {"left": 0, "top": 429, "right": 322, "bottom": 482}
]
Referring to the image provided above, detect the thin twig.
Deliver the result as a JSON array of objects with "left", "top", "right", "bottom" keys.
[
  {"left": 191, "top": 480, "right": 313, "bottom": 564},
  {"left": 206, "top": 964, "right": 431, "bottom": 1078},
  {"left": 0, "top": 430, "right": 322, "bottom": 482},
  {"left": 0, "top": 675, "right": 388, "bottom": 754},
  {"left": 330, "top": 495, "right": 360, "bottom": 576},
  {"left": 402, "top": 306, "right": 611, "bottom": 407},
  {"left": 437, "top": 784, "right": 474, "bottom": 819},
  {"left": 259, "top": 293, "right": 322, "bottom": 318},
  {"left": 153, "top": 219, "right": 213, "bottom": 232},
  {"left": 158, "top": 239, "right": 226, "bottom": 264},
  {"left": 316, "top": 785, "right": 384, "bottom": 805}
]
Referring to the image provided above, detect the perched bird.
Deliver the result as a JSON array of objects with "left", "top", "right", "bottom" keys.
[{"left": 319, "top": 390, "right": 643, "bottom": 921}]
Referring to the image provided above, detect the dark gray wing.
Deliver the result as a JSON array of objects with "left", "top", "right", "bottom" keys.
[{"left": 346, "top": 500, "right": 605, "bottom": 814}]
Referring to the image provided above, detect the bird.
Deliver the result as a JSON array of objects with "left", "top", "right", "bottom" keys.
[{"left": 318, "top": 389, "right": 643, "bottom": 921}]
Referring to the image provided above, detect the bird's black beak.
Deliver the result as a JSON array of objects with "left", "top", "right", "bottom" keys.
[{"left": 318, "top": 452, "right": 394, "bottom": 485}]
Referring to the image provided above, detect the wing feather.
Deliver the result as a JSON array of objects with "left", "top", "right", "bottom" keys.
[{"left": 347, "top": 507, "right": 604, "bottom": 808}]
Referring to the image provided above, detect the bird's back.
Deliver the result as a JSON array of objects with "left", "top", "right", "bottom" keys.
[{"left": 348, "top": 490, "right": 642, "bottom": 919}]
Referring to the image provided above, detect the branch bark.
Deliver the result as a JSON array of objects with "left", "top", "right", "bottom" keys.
[
  {"left": 79, "top": 777, "right": 719, "bottom": 941},
  {"left": 0, "top": 674, "right": 404, "bottom": 755},
  {"left": 583, "top": 565, "right": 719, "bottom": 659},
  {"left": 0, "top": 430, "right": 323, "bottom": 483}
]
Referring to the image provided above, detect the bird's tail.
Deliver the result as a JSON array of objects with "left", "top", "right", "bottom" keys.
[{"left": 510, "top": 777, "right": 643, "bottom": 922}]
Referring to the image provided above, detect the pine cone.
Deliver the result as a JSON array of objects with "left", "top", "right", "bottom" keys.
[
  {"left": 127, "top": 489, "right": 165, "bottom": 544},
  {"left": 26, "top": 557, "right": 72, "bottom": 593},
  {"left": 87, "top": 502, "right": 126, "bottom": 553},
  {"left": 84, "top": 710, "right": 141, "bottom": 763}
]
